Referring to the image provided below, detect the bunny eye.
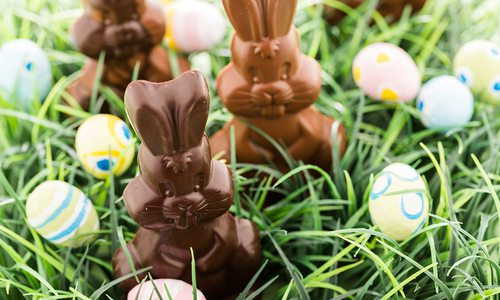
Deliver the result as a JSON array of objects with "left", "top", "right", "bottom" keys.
[
  {"left": 193, "top": 173, "right": 205, "bottom": 192},
  {"left": 281, "top": 62, "right": 291, "bottom": 81},
  {"left": 159, "top": 180, "right": 175, "bottom": 197}
]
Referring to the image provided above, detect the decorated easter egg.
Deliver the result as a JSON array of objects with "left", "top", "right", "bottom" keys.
[
  {"left": 128, "top": 279, "right": 206, "bottom": 300},
  {"left": 454, "top": 39, "right": 500, "bottom": 105},
  {"left": 417, "top": 75, "right": 474, "bottom": 130},
  {"left": 0, "top": 39, "right": 53, "bottom": 107},
  {"left": 26, "top": 181, "right": 99, "bottom": 247},
  {"left": 353, "top": 43, "right": 421, "bottom": 103},
  {"left": 164, "top": 0, "right": 226, "bottom": 52},
  {"left": 75, "top": 114, "right": 135, "bottom": 179},
  {"left": 369, "top": 163, "right": 429, "bottom": 241}
]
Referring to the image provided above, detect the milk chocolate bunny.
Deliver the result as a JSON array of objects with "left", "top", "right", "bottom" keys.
[
  {"left": 325, "top": 0, "right": 426, "bottom": 25},
  {"left": 113, "top": 71, "right": 261, "bottom": 299},
  {"left": 210, "top": 0, "right": 346, "bottom": 171},
  {"left": 66, "top": 0, "right": 189, "bottom": 111}
]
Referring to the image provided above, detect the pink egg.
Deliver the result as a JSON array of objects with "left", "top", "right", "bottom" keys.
[
  {"left": 127, "top": 279, "right": 206, "bottom": 300},
  {"left": 353, "top": 43, "right": 421, "bottom": 103},
  {"left": 164, "top": 0, "right": 226, "bottom": 52}
]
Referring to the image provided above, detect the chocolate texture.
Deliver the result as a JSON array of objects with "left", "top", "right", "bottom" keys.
[
  {"left": 210, "top": 0, "right": 346, "bottom": 171},
  {"left": 112, "top": 71, "right": 261, "bottom": 300},
  {"left": 66, "top": 0, "right": 189, "bottom": 111},
  {"left": 325, "top": 0, "right": 426, "bottom": 25}
]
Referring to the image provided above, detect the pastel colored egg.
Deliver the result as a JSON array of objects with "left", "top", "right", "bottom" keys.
[
  {"left": 369, "top": 163, "right": 429, "bottom": 241},
  {"left": 75, "top": 114, "right": 135, "bottom": 179},
  {"left": 353, "top": 43, "right": 421, "bottom": 103},
  {"left": 454, "top": 39, "right": 500, "bottom": 105},
  {"left": 26, "top": 181, "right": 100, "bottom": 247},
  {"left": 0, "top": 39, "right": 53, "bottom": 107},
  {"left": 164, "top": 0, "right": 226, "bottom": 52},
  {"left": 417, "top": 75, "right": 474, "bottom": 130},
  {"left": 128, "top": 279, "right": 206, "bottom": 300}
]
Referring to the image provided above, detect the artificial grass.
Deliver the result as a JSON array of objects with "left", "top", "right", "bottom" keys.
[{"left": 0, "top": 0, "right": 499, "bottom": 299}]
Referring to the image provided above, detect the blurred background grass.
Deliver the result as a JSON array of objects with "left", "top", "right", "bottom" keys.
[{"left": 0, "top": 0, "right": 498, "bottom": 299}]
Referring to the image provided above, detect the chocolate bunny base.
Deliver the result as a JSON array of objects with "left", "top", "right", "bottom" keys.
[
  {"left": 113, "top": 215, "right": 260, "bottom": 300},
  {"left": 66, "top": 48, "right": 189, "bottom": 111},
  {"left": 210, "top": 107, "right": 347, "bottom": 172}
]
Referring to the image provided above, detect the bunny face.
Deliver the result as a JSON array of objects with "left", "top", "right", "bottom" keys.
[
  {"left": 132, "top": 158, "right": 233, "bottom": 231},
  {"left": 219, "top": 0, "right": 321, "bottom": 118}
]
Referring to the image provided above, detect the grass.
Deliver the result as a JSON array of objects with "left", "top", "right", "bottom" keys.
[{"left": 0, "top": 0, "right": 499, "bottom": 299}]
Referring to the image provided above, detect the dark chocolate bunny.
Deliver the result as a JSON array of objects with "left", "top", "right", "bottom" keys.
[
  {"left": 210, "top": 0, "right": 346, "bottom": 171},
  {"left": 66, "top": 0, "right": 189, "bottom": 111},
  {"left": 113, "top": 71, "right": 261, "bottom": 300}
]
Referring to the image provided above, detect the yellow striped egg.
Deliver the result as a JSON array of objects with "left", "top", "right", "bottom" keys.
[
  {"left": 75, "top": 114, "right": 135, "bottom": 179},
  {"left": 164, "top": 0, "right": 226, "bottom": 52},
  {"left": 26, "top": 181, "right": 100, "bottom": 247},
  {"left": 369, "top": 163, "right": 429, "bottom": 241}
]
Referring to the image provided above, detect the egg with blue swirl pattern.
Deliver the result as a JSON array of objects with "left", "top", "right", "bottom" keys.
[
  {"left": 369, "top": 163, "right": 429, "bottom": 241},
  {"left": 26, "top": 181, "right": 99, "bottom": 247},
  {"left": 75, "top": 114, "right": 135, "bottom": 179}
]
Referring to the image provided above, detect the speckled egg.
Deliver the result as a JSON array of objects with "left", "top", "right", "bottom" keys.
[
  {"left": 0, "top": 39, "right": 53, "bottom": 107},
  {"left": 454, "top": 39, "right": 500, "bottom": 105},
  {"left": 128, "top": 279, "right": 206, "bottom": 300},
  {"left": 75, "top": 114, "right": 135, "bottom": 179},
  {"left": 353, "top": 43, "right": 421, "bottom": 103},
  {"left": 417, "top": 75, "right": 474, "bottom": 130},
  {"left": 26, "top": 181, "right": 99, "bottom": 247},
  {"left": 164, "top": 0, "right": 226, "bottom": 52},
  {"left": 369, "top": 163, "right": 429, "bottom": 241}
]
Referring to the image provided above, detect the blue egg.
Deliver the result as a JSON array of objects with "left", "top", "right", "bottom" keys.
[
  {"left": 417, "top": 76, "right": 474, "bottom": 131},
  {"left": 0, "top": 39, "right": 53, "bottom": 107}
]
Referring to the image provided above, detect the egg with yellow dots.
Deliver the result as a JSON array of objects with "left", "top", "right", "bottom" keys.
[
  {"left": 164, "top": 0, "right": 226, "bottom": 53},
  {"left": 353, "top": 43, "right": 421, "bottom": 103},
  {"left": 369, "top": 163, "right": 429, "bottom": 241},
  {"left": 454, "top": 39, "right": 500, "bottom": 105},
  {"left": 26, "top": 181, "right": 100, "bottom": 247},
  {"left": 75, "top": 114, "right": 135, "bottom": 179}
]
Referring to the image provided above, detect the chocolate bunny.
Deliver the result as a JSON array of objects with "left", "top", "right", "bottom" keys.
[
  {"left": 325, "top": 0, "right": 426, "bottom": 25},
  {"left": 66, "top": 0, "right": 189, "bottom": 111},
  {"left": 113, "top": 71, "right": 261, "bottom": 300},
  {"left": 210, "top": 0, "right": 346, "bottom": 171}
]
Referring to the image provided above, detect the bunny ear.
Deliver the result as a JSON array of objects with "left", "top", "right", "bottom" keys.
[
  {"left": 222, "top": 0, "right": 264, "bottom": 41},
  {"left": 125, "top": 71, "right": 209, "bottom": 156},
  {"left": 125, "top": 81, "right": 174, "bottom": 156},
  {"left": 266, "top": 0, "right": 297, "bottom": 39}
]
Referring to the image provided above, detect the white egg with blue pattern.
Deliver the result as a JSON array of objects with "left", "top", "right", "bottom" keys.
[
  {"left": 0, "top": 39, "right": 53, "bottom": 107},
  {"left": 369, "top": 163, "right": 429, "bottom": 241},
  {"left": 417, "top": 75, "right": 474, "bottom": 131}
]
